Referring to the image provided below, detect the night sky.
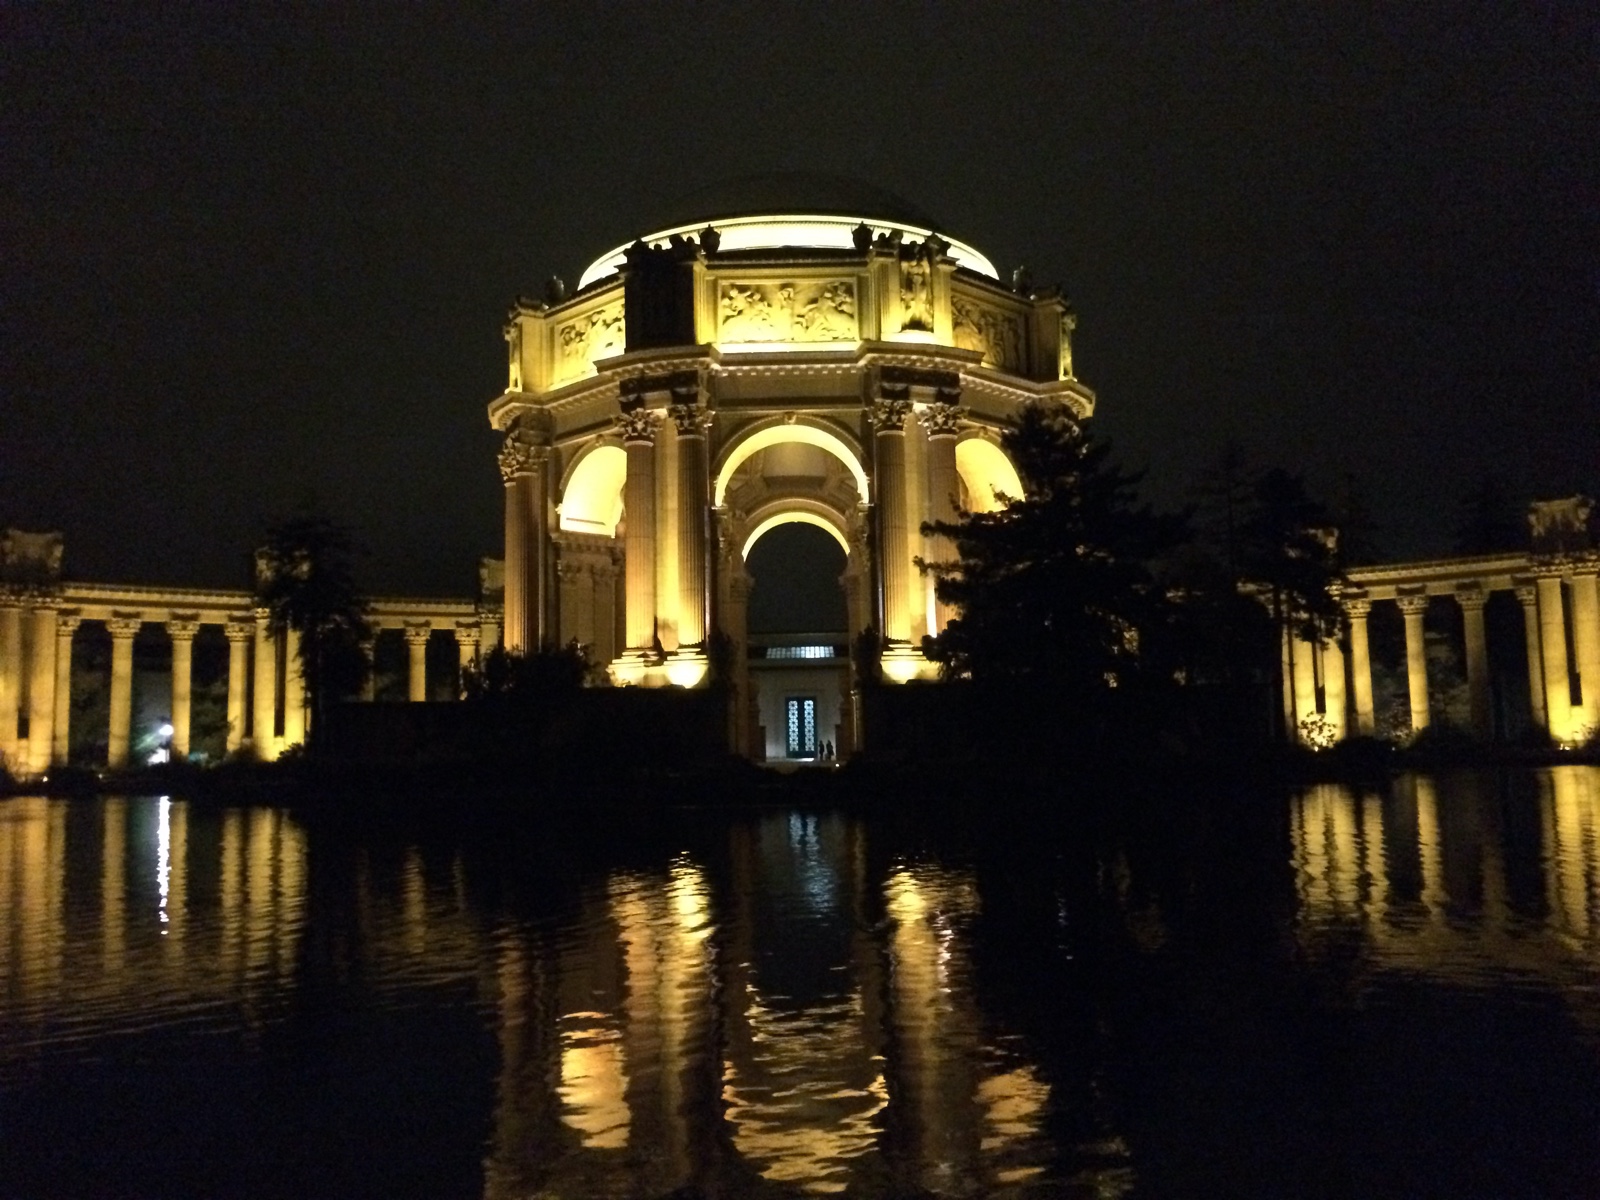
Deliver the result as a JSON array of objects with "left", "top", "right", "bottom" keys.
[{"left": 6, "top": 3, "right": 1596, "bottom": 599}]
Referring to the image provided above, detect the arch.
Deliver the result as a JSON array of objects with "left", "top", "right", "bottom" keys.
[
  {"left": 954, "top": 436, "right": 1023, "bottom": 514},
  {"left": 558, "top": 443, "right": 627, "bottom": 536},
  {"left": 742, "top": 508, "right": 851, "bottom": 561},
  {"left": 714, "top": 420, "right": 870, "bottom": 507}
]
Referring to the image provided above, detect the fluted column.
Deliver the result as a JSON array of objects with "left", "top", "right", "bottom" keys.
[
  {"left": 107, "top": 614, "right": 142, "bottom": 768},
  {"left": 1322, "top": 637, "right": 1347, "bottom": 740},
  {"left": 1344, "top": 597, "right": 1375, "bottom": 735},
  {"left": 1515, "top": 583, "right": 1547, "bottom": 730},
  {"left": 499, "top": 436, "right": 550, "bottom": 653},
  {"left": 166, "top": 616, "right": 200, "bottom": 759},
  {"left": 223, "top": 619, "right": 251, "bottom": 753},
  {"left": 670, "top": 404, "right": 711, "bottom": 648},
  {"left": 1536, "top": 575, "right": 1572, "bottom": 740},
  {"left": 252, "top": 607, "right": 278, "bottom": 757},
  {"left": 1290, "top": 634, "right": 1318, "bottom": 737},
  {"left": 1455, "top": 587, "right": 1492, "bottom": 739},
  {"left": 455, "top": 622, "right": 480, "bottom": 696},
  {"left": 283, "top": 627, "right": 306, "bottom": 747},
  {"left": 1397, "top": 593, "right": 1431, "bottom": 732},
  {"left": 499, "top": 440, "right": 530, "bottom": 653},
  {"left": 870, "top": 395, "right": 914, "bottom": 644},
  {"left": 52, "top": 611, "right": 80, "bottom": 765},
  {"left": 619, "top": 408, "right": 663, "bottom": 652},
  {"left": 0, "top": 601, "right": 21, "bottom": 766},
  {"left": 405, "top": 623, "right": 430, "bottom": 702},
  {"left": 1570, "top": 570, "right": 1600, "bottom": 735},
  {"left": 26, "top": 605, "right": 58, "bottom": 774},
  {"left": 919, "top": 401, "right": 964, "bottom": 633}
]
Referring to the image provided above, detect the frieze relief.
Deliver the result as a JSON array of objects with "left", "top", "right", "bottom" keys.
[
  {"left": 951, "top": 296, "right": 1023, "bottom": 371},
  {"left": 554, "top": 301, "right": 626, "bottom": 383},
  {"left": 718, "top": 280, "right": 857, "bottom": 344}
]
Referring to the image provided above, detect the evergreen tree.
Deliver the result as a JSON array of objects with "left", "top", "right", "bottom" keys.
[
  {"left": 920, "top": 402, "right": 1186, "bottom": 706},
  {"left": 255, "top": 514, "right": 372, "bottom": 750}
]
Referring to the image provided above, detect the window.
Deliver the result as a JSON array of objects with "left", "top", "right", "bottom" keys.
[{"left": 785, "top": 696, "right": 817, "bottom": 758}]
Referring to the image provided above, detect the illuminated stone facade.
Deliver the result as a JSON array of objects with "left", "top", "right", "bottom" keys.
[
  {"left": 1283, "top": 495, "right": 1600, "bottom": 747},
  {"left": 0, "top": 527, "right": 497, "bottom": 770},
  {"left": 489, "top": 207, "right": 1092, "bottom": 754}
]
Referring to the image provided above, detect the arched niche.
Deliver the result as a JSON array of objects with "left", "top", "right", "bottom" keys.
[
  {"left": 954, "top": 436, "right": 1023, "bottom": 513},
  {"left": 558, "top": 443, "right": 626, "bottom": 536},
  {"left": 714, "top": 420, "right": 869, "bottom": 507}
]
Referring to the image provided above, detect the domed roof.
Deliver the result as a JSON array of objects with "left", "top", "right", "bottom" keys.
[
  {"left": 652, "top": 172, "right": 946, "bottom": 232},
  {"left": 577, "top": 173, "right": 996, "bottom": 289}
]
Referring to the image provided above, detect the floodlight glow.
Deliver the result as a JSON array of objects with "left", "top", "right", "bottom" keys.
[
  {"left": 158, "top": 723, "right": 174, "bottom": 739},
  {"left": 578, "top": 214, "right": 998, "bottom": 289}
]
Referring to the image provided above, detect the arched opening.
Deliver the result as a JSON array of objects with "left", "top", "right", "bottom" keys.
[
  {"left": 745, "top": 521, "right": 848, "bottom": 635},
  {"left": 715, "top": 422, "right": 868, "bottom": 506},
  {"left": 954, "top": 438, "right": 1023, "bottom": 513},
  {"left": 559, "top": 444, "right": 626, "bottom": 536},
  {"left": 742, "top": 518, "right": 851, "bottom": 766}
]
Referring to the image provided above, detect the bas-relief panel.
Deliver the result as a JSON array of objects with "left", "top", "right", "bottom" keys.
[
  {"left": 951, "top": 296, "right": 1023, "bottom": 372},
  {"left": 554, "top": 301, "right": 626, "bottom": 385},
  {"left": 718, "top": 280, "right": 858, "bottom": 344}
]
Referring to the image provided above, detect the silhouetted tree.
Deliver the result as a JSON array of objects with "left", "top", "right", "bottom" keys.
[
  {"left": 255, "top": 514, "right": 371, "bottom": 750},
  {"left": 461, "top": 641, "right": 595, "bottom": 702},
  {"left": 1237, "top": 469, "right": 1345, "bottom": 743},
  {"left": 920, "top": 402, "right": 1187, "bottom": 709}
]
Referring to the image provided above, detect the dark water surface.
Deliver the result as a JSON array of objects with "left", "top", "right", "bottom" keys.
[{"left": 2, "top": 769, "right": 1598, "bottom": 1198}]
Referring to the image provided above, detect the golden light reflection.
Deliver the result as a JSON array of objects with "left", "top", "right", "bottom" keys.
[
  {"left": 1290, "top": 770, "right": 1600, "bottom": 1032},
  {"left": 558, "top": 1019, "right": 630, "bottom": 1149}
]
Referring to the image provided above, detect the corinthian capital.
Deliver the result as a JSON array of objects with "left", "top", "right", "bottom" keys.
[
  {"left": 667, "top": 403, "right": 713, "bottom": 437},
  {"left": 498, "top": 439, "right": 534, "bottom": 482},
  {"left": 918, "top": 402, "right": 966, "bottom": 438},
  {"left": 614, "top": 407, "right": 664, "bottom": 444},
  {"left": 868, "top": 397, "right": 913, "bottom": 432}
]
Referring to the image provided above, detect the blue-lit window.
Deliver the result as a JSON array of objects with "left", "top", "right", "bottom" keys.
[{"left": 785, "top": 697, "right": 817, "bottom": 757}]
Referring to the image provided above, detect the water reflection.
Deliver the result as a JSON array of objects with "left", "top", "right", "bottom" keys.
[
  {"left": 0, "top": 797, "right": 308, "bottom": 1060},
  {"left": 1290, "top": 767, "right": 1600, "bottom": 1035}
]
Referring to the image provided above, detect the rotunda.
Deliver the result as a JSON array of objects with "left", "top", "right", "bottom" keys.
[{"left": 487, "top": 184, "right": 1094, "bottom": 758}]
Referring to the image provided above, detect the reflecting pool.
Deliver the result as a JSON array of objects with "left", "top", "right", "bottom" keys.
[{"left": 2, "top": 769, "right": 1598, "bottom": 1197}]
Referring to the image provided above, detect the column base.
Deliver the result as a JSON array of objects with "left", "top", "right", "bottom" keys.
[
  {"left": 609, "top": 649, "right": 709, "bottom": 688},
  {"left": 881, "top": 645, "right": 938, "bottom": 683}
]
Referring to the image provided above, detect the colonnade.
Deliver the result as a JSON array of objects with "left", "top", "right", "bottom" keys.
[
  {"left": 1287, "top": 556, "right": 1600, "bottom": 745},
  {"left": 0, "top": 594, "right": 499, "bottom": 774}
]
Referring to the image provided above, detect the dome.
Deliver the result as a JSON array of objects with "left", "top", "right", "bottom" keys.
[
  {"left": 577, "top": 173, "right": 997, "bottom": 289},
  {"left": 652, "top": 172, "right": 946, "bottom": 231}
]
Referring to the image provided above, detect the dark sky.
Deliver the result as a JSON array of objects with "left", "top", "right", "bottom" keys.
[{"left": 6, "top": 3, "right": 1596, "bottom": 597}]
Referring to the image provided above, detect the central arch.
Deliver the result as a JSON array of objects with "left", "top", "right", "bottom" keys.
[
  {"left": 714, "top": 420, "right": 869, "bottom": 507},
  {"left": 741, "top": 506, "right": 851, "bottom": 561}
]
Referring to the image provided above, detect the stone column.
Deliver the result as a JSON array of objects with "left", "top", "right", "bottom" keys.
[
  {"left": 1344, "top": 597, "right": 1375, "bottom": 735},
  {"left": 107, "top": 614, "right": 142, "bottom": 768},
  {"left": 405, "top": 623, "right": 430, "bottom": 702},
  {"left": 478, "top": 614, "right": 502, "bottom": 656},
  {"left": 224, "top": 619, "right": 251, "bottom": 753},
  {"left": 1455, "top": 587, "right": 1492, "bottom": 739},
  {"left": 1397, "top": 593, "right": 1431, "bottom": 732},
  {"left": 1536, "top": 575, "right": 1572, "bottom": 739},
  {"left": 455, "top": 622, "right": 480, "bottom": 696},
  {"left": 619, "top": 409, "right": 663, "bottom": 652},
  {"left": 1290, "top": 633, "right": 1318, "bottom": 737},
  {"left": 1569, "top": 570, "right": 1600, "bottom": 734},
  {"left": 166, "top": 617, "right": 200, "bottom": 759},
  {"left": 252, "top": 607, "right": 278, "bottom": 756},
  {"left": 52, "top": 611, "right": 80, "bottom": 765},
  {"left": 499, "top": 436, "right": 549, "bottom": 653},
  {"left": 869, "top": 395, "right": 914, "bottom": 644},
  {"left": 0, "top": 601, "right": 21, "bottom": 766},
  {"left": 670, "top": 404, "right": 711, "bottom": 648},
  {"left": 26, "top": 605, "right": 58, "bottom": 774},
  {"left": 283, "top": 627, "right": 306, "bottom": 747},
  {"left": 919, "top": 400, "right": 964, "bottom": 633},
  {"left": 1515, "top": 583, "right": 1547, "bottom": 730},
  {"left": 1322, "top": 637, "right": 1348, "bottom": 741}
]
